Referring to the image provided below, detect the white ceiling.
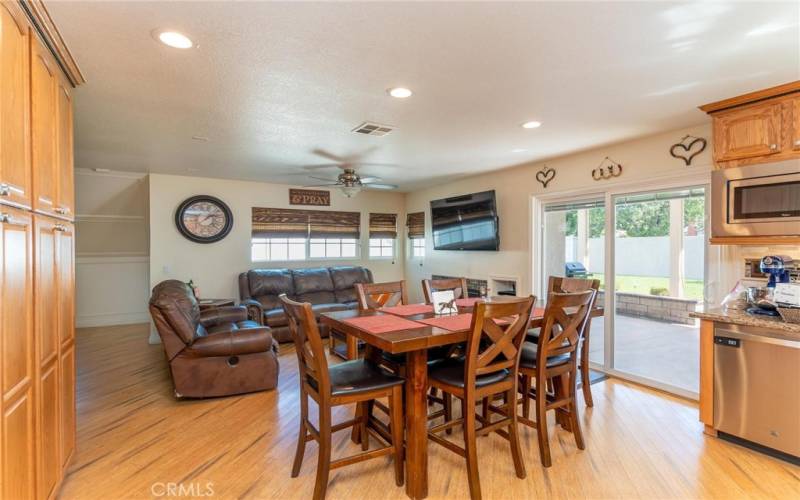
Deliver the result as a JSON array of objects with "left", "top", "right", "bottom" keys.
[{"left": 49, "top": 1, "right": 800, "bottom": 191}]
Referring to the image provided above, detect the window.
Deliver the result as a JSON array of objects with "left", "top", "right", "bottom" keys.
[
  {"left": 309, "top": 238, "right": 357, "bottom": 259},
  {"left": 412, "top": 238, "right": 425, "bottom": 258},
  {"left": 251, "top": 207, "right": 361, "bottom": 262},
  {"left": 369, "top": 238, "right": 394, "bottom": 258},
  {"left": 251, "top": 237, "right": 358, "bottom": 262},
  {"left": 251, "top": 238, "right": 306, "bottom": 261}
]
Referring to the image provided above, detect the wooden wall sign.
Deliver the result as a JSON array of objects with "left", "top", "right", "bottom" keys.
[{"left": 289, "top": 189, "right": 330, "bottom": 206}]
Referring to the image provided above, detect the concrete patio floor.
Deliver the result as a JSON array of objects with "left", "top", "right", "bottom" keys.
[{"left": 587, "top": 314, "right": 699, "bottom": 393}]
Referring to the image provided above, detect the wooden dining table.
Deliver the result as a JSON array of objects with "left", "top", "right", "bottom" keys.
[{"left": 321, "top": 298, "right": 603, "bottom": 499}]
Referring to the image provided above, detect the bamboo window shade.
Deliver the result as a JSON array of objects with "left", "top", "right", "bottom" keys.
[
  {"left": 406, "top": 212, "right": 425, "bottom": 239},
  {"left": 369, "top": 213, "right": 398, "bottom": 239},
  {"left": 252, "top": 207, "right": 361, "bottom": 239}
]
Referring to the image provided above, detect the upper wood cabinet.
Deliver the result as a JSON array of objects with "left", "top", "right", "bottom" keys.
[
  {"left": 56, "top": 79, "right": 74, "bottom": 218},
  {"left": 0, "top": 3, "right": 32, "bottom": 209},
  {"left": 700, "top": 81, "right": 800, "bottom": 168},
  {"left": 791, "top": 95, "right": 800, "bottom": 152},
  {"left": 712, "top": 101, "right": 782, "bottom": 162},
  {"left": 31, "top": 37, "right": 58, "bottom": 218}
]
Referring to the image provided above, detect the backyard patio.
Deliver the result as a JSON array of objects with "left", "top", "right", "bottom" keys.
[{"left": 588, "top": 314, "right": 699, "bottom": 393}]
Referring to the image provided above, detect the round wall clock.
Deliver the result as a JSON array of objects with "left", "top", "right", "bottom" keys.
[{"left": 175, "top": 195, "right": 233, "bottom": 243}]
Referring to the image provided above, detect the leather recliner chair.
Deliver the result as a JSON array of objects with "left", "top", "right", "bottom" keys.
[{"left": 149, "top": 280, "right": 280, "bottom": 398}]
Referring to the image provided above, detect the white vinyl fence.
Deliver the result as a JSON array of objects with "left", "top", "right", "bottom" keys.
[{"left": 565, "top": 235, "right": 704, "bottom": 280}]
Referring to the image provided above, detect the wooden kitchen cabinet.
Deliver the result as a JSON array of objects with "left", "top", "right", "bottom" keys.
[
  {"left": 0, "top": 206, "right": 35, "bottom": 499},
  {"left": 31, "top": 37, "right": 58, "bottom": 219},
  {"left": 700, "top": 81, "right": 800, "bottom": 168},
  {"left": 57, "top": 221, "right": 75, "bottom": 470},
  {"left": 0, "top": 3, "right": 80, "bottom": 498},
  {"left": 791, "top": 95, "right": 800, "bottom": 151},
  {"left": 34, "top": 215, "right": 74, "bottom": 499},
  {"left": 712, "top": 101, "right": 782, "bottom": 162},
  {"left": 0, "top": 2, "right": 32, "bottom": 209},
  {"left": 55, "top": 78, "right": 74, "bottom": 219}
]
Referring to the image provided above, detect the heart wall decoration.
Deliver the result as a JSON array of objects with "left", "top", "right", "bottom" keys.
[
  {"left": 670, "top": 135, "right": 707, "bottom": 166},
  {"left": 535, "top": 165, "right": 556, "bottom": 188}
]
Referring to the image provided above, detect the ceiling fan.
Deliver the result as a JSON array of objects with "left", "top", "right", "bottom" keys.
[{"left": 304, "top": 166, "right": 398, "bottom": 198}]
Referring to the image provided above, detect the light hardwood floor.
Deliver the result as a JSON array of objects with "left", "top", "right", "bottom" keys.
[{"left": 60, "top": 324, "right": 800, "bottom": 499}]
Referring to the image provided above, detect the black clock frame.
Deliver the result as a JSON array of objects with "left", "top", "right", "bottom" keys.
[{"left": 175, "top": 195, "right": 234, "bottom": 244}]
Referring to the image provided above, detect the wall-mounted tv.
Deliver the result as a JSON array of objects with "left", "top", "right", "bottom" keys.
[{"left": 430, "top": 190, "right": 499, "bottom": 251}]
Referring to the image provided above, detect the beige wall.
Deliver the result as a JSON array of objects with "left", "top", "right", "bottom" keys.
[
  {"left": 148, "top": 174, "right": 407, "bottom": 301},
  {"left": 75, "top": 169, "right": 150, "bottom": 327},
  {"left": 403, "top": 123, "right": 717, "bottom": 303}
]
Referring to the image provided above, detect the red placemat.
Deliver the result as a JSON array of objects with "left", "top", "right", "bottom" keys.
[
  {"left": 416, "top": 314, "right": 474, "bottom": 331},
  {"left": 531, "top": 307, "right": 545, "bottom": 318},
  {"left": 342, "top": 314, "right": 424, "bottom": 334},
  {"left": 455, "top": 297, "right": 481, "bottom": 308},
  {"left": 381, "top": 303, "right": 434, "bottom": 316}
]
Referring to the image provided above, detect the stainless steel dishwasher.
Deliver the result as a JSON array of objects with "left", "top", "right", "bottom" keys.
[{"left": 714, "top": 323, "right": 800, "bottom": 458}]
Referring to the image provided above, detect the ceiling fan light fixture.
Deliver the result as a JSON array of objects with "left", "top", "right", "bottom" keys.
[{"left": 339, "top": 185, "right": 362, "bottom": 198}]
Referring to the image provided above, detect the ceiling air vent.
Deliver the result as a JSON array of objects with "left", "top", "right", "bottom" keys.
[{"left": 352, "top": 121, "right": 394, "bottom": 136}]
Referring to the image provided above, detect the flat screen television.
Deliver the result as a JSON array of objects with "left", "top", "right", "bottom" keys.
[{"left": 430, "top": 190, "right": 499, "bottom": 251}]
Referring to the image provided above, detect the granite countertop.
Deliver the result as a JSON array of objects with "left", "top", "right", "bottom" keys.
[{"left": 690, "top": 308, "right": 800, "bottom": 334}]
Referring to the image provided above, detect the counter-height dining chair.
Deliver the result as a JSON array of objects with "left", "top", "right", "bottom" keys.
[
  {"left": 517, "top": 289, "right": 595, "bottom": 467},
  {"left": 422, "top": 277, "right": 469, "bottom": 304},
  {"left": 280, "top": 295, "right": 405, "bottom": 500},
  {"left": 427, "top": 296, "right": 535, "bottom": 500},
  {"left": 355, "top": 280, "right": 409, "bottom": 310},
  {"left": 528, "top": 276, "right": 601, "bottom": 406},
  {"left": 421, "top": 277, "right": 470, "bottom": 419},
  {"left": 355, "top": 280, "right": 450, "bottom": 427}
]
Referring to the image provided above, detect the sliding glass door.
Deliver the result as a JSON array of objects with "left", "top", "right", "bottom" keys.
[
  {"left": 612, "top": 187, "right": 705, "bottom": 394},
  {"left": 539, "top": 184, "right": 707, "bottom": 397},
  {"left": 541, "top": 198, "right": 607, "bottom": 366}
]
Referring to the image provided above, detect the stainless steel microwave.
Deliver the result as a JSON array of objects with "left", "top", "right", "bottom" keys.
[{"left": 711, "top": 160, "right": 800, "bottom": 238}]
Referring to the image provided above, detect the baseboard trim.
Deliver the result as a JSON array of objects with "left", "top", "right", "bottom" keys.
[{"left": 77, "top": 311, "right": 151, "bottom": 328}]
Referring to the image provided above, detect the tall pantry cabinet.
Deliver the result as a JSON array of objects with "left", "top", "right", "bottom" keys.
[{"left": 1, "top": 1, "right": 82, "bottom": 499}]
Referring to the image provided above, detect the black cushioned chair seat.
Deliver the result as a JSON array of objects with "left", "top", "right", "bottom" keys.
[
  {"left": 309, "top": 360, "right": 403, "bottom": 397},
  {"left": 518, "top": 341, "right": 570, "bottom": 370},
  {"left": 381, "top": 345, "right": 452, "bottom": 366},
  {"left": 428, "top": 359, "right": 509, "bottom": 388}
]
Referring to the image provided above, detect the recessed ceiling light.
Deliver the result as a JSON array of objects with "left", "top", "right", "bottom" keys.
[
  {"left": 156, "top": 30, "right": 193, "bottom": 49},
  {"left": 388, "top": 87, "right": 413, "bottom": 98},
  {"left": 511, "top": 148, "right": 527, "bottom": 153},
  {"left": 521, "top": 121, "right": 542, "bottom": 129}
]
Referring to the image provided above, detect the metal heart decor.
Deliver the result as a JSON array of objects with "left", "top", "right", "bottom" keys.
[
  {"left": 535, "top": 165, "right": 556, "bottom": 188},
  {"left": 670, "top": 135, "right": 707, "bottom": 166},
  {"left": 592, "top": 157, "right": 623, "bottom": 181}
]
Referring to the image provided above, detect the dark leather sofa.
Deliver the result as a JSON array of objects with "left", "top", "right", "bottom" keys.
[
  {"left": 239, "top": 266, "right": 373, "bottom": 343},
  {"left": 149, "top": 280, "right": 280, "bottom": 398}
]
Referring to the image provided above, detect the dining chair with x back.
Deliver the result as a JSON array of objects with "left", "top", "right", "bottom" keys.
[
  {"left": 517, "top": 289, "right": 595, "bottom": 467},
  {"left": 280, "top": 294, "right": 405, "bottom": 500},
  {"left": 426, "top": 296, "right": 535, "bottom": 500}
]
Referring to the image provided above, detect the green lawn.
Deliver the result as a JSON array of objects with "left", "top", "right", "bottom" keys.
[{"left": 591, "top": 273, "right": 704, "bottom": 301}]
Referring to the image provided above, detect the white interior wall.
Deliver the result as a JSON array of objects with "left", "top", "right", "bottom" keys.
[
  {"left": 148, "top": 173, "right": 407, "bottom": 300},
  {"left": 75, "top": 169, "right": 150, "bottom": 327},
  {"left": 403, "top": 123, "right": 719, "bottom": 303}
]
